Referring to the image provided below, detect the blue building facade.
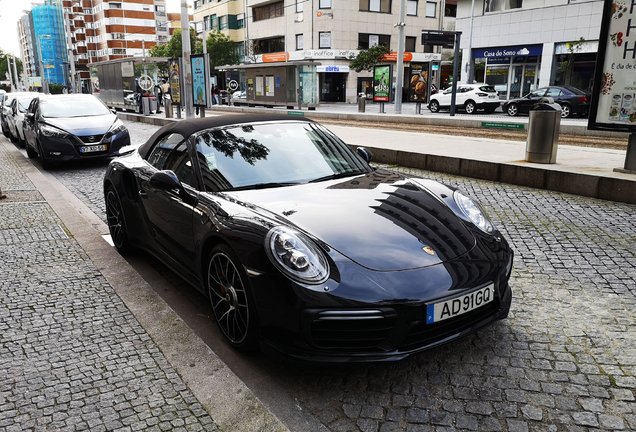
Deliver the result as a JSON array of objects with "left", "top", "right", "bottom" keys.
[{"left": 31, "top": 3, "right": 67, "bottom": 86}]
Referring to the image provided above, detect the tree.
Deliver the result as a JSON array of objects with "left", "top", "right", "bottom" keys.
[
  {"left": 557, "top": 37, "right": 585, "bottom": 86},
  {"left": 349, "top": 45, "right": 391, "bottom": 73},
  {"left": 0, "top": 50, "right": 24, "bottom": 87},
  {"left": 206, "top": 30, "right": 240, "bottom": 70},
  {"left": 149, "top": 29, "right": 202, "bottom": 58}
]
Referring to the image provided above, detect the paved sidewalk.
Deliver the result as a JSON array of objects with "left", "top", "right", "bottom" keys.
[{"left": 0, "top": 140, "right": 288, "bottom": 432}]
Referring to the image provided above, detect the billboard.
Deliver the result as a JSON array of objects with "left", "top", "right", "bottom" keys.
[
  {"left": 373, "top": 65, "right": 392, "bottom": 102},
  {"left": 407, "top": 63, "right": 430, "bottom": 103},
  {"left": 588, "top": 0, "right": 636, "bottom": 132},
  {"left": 169, "top": 58, "right": 182, "bottom": 105},
  {"left": 191, "top": 54, "right": 207, "bottom": 107}
]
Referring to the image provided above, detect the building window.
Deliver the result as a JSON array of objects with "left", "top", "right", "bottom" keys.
[
  {"left": 296, "top": 34, "right": 304, "bottom": 50},
  {"left": 219, "top": 15, "right": 228, "bottom": 29},
  {"left": 426, "top": 1, "right": 436, "bottom": 17},
  {"left": 109, "top": 2, "right": 122, "bottom": 9},
  {"left": 211, "top": 14, "right": 218, "bottom": 30},
  {"left": 156, "top": 5, "right": 165, "bottom": 12},
  {"left": 360, "top": 0, "right": 392, "bottom": 13},
  {"left": 253, "top": 1, "right": 284, "bottom": 22},
  {"left": 407, "top": 0, "right": 418, "bottom": 15},
  {"left": 296, "top": 0, "right": 303, "bottom": 12},
  {"left": 255, "top": 37, "right": 285, "bottom": 54},
  {"left": 445, "top": 1, "right": 457, "bottom": 17},
  {"left": 319, "top": 0, "right": 332, "bottom": 8},
  {"left": 111, "top": 17, "right": 123, "bottom": 24},
  {"left": 405, "top": 36, "right": 416, "bottom": 52},
  {"left": 112, "top": 48, "right": 126, "bottom": 55},
  {"left": 358, "top": 33, "right": 390, "bottom": 49},
  {"left": 319, "top": 32, "right": 331, "bottom": 48},
  {"left": 484, "top": 0, "right": 522, "bottom": 12}
]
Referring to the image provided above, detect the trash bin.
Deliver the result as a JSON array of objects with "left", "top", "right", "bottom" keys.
[
  {"left": 142, "top": 97, "right": 157, "bottom": 115},
  {"left": 525, "top": 97, "right": 562, "bottom": 164},
  {"left": 358, "top": 95, "right": 366, "bottom": 113}
]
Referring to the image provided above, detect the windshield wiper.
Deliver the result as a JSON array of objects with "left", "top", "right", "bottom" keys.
[
  {"left": 309, "top": 170, "right": 365, "bottom": 183},
  {"left": 226, "top": 182, "right": 301, "bottom": 191}
]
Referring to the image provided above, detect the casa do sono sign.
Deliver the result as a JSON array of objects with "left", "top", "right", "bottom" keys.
[{"left": 588, "top": 0, "right": 636, "bottom": 132}]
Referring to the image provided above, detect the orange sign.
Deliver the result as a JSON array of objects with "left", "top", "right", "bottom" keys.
[
  {"left": 317, "top": 11, "right": 322, "bottom": 17},
  {"left": 262, "top": 52, "right": 289, "bottom": 63},
  {"left": 381, "top": 52, "right": 414, "bottom": 62}
]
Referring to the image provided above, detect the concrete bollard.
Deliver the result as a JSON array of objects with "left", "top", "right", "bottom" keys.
[{"left": 0, "top": 186, "right": 6, "bottom": 200}]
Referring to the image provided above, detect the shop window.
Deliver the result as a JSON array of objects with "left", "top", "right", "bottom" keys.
[
  {"left": 360, "top": 0, "right": 392, "bottom": 13},
  {"left": 407, "top": 0, "right": 418, "bottom": 15},
  {"left": 320, "top": 0, "right": 332, "bottom": 8},
  {"left": 253, "top": 1, "right": 284, "bottom": 22},
  {"left": 319, "top": 32, "right": 331, "bottom": 49},
  {"left": 358, "top": 33, "right": 391, "bottom": 49},
  {"left": 426, "top": 1, "right": 436, "bottom": 17},
  {"left": 296, "top": 34, "right": 304, "bottom": 50}
]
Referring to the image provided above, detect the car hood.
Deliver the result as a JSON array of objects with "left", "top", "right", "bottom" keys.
[
  {"left": 43, "top": 114, "right": 116, "bottom": 135},
  {"left": 230, "top": 171, "right": 477, "bottom": 271}
]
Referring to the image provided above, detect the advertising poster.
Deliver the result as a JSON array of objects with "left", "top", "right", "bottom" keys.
[
  {"left": 191, "top": 54, "right": 207, "bottom": 107},
  {"left": 169, "top": 58, "right": 182, "bottom": 105},
  {"left": 407, "top": 63, "right": 430, "bottom": 102},
  {"left": 373, "top": 65, "right": 391, "bottom": 102},
  {"left": 588, "top": 0, "right": 636, "bottom": 132}
]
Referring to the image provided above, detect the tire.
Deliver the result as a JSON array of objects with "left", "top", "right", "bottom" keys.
[
  {"left": 17, "top": 131, "right": 25, "bottom": 149},
  {"left": 105, "top": 186, "right": 133, "bottom": 254},
  {"left": 37, "top": 141, "right": 53, "bottom": 170},
  {"left": 560, "top": 104, "right": 571, "bottom": 118},
  {"left": 207, "top": 244, "right": 259, "bottom": 352},
  {"left": 429, "top": 100, "right": 440, "bottom": 113},
  {"left": 465, "top": 101, "right": 476, "bottom": 114},
  {"left": 506, "top": 103, "right": 519, "bottom": 116},
  {"left": 26, "top": 142, "right": 38, "bottom": 159}
]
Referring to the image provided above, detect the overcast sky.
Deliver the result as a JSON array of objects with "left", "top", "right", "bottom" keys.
[{"left": 0, "top": 0, "right": 193, "bottom": 56}]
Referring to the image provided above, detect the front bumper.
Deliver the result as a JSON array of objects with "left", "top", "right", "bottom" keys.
[{"left": 39, "top": 131, "right": 131, "bottom": 162}]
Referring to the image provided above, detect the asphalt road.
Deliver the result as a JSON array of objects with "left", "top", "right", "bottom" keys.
[{"left": 13, "top": 119, "right": 636, "bottom": 432}]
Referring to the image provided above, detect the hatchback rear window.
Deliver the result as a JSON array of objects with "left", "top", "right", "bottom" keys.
[
  {"left": 479, "top": 86, "right": 496, "bottom": 92},
  {"left": 563, "top": 86, "right": 586, "bottom": 95}
]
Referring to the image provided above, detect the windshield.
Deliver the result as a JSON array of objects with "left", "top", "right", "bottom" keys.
[
  {"left": 193, "top": 121, "right": 371, "bottom": 192},
  {"left": 18, "top": 98, "right": 36, "bottom": 113},
  {"left": 40, "top": 96, "right": 111, "bottom": 118}
]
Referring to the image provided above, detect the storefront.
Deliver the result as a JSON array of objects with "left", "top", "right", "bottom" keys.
[
  {"left": 317, "top": 65, "right": 348, "bottom": 102},
  {"left": 473, "top": 45, "right": 542, "bottom": 100}
]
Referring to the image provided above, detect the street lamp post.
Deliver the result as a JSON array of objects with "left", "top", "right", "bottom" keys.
[{"left": 37, "top": 35, "right": 52, "bottom": 94}]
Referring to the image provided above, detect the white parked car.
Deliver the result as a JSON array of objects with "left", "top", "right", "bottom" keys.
[
  {"left": 6, "top": 93, "right": 40, "bottom": 148},
  {"left": 428, "top": 84, "right": 500, "bottom": 114}
]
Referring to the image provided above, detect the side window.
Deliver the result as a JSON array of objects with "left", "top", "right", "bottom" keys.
[
  {"left": 147, "top": 133, "right": 197, "bottom": 188},
  {"left": 529, "top": 89, "right": 546, "bottom": 98},
  {"left": 545, "top": 88, "right": 562, "bottom": 97}
]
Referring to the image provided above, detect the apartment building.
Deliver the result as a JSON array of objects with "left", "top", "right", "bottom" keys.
[
  {"left": 194, "top": 0, "right": 451, "bottom": 103},
  {"left": 455, "top": 0, "right": 602, "bottom": 99}
]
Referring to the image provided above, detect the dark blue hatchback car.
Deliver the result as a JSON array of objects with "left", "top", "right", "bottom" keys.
[{"left": 23, "top": 94, "right": 130, "bottom": 169}]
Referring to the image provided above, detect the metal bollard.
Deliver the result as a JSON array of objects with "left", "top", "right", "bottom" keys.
[{"left": 358, "top": 96, "right": 366, "bottom": 113}]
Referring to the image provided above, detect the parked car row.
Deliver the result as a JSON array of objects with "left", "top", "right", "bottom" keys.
[
  {"left": 2, "top": 93, "right": 131, "bottom": 170},
  {"left": 428, "top": 85, "right": 590, "bottom": 118}
]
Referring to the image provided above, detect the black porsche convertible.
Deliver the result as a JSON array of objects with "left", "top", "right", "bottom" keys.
[{"left": 104, "top": 114, "right": 513, "bottom": 362}]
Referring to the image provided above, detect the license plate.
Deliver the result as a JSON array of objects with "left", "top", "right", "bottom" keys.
[
  {"left": 426, "top": 284, "right": 495, "bottom": 324},
  {"left": 488, "top": 94, "right": 496, "bottom": 99},
  {"left": 80, "top": 144, "right": 107, "bottom": 153}
]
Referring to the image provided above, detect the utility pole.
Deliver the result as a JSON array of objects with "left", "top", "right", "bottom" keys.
[
  {"left": 12, "top": 56, "right": 20, "bottom": 91},
  {"left": 63, "top": 7, "right": 77, "bottom": 92},
  {"left": 7, "top": 55, "right": 15, "bottom": 91},
  {"left": 181, "top": 1, "right": 194, "bottom": 119},
  {"left": 394, "top": 0, "right": 406, "bottom": 114}
]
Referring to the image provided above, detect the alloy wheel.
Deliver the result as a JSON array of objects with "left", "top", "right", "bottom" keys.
[
  {"left": 507, "top": 104, "right": 518, "bottom": 116},
  {"left": 106, "top": 188, "right": 131, "bottom": 253},
  {"left": 465, "top": 101, "right": 476, "bottom": 114}
]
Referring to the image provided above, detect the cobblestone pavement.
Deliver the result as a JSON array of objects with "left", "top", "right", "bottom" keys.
[
  {"left": 28, "top": 120, "right": 636, "bottom": 431},
  {"left": 0, "top": 143, "right": 219, "bottom": 432}
]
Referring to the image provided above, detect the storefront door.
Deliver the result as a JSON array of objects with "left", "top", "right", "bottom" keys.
[
  {"left": 320, "top": 73, "right": 346, "bottom": 102},
  {"left": 510, "top": 65, "right": 524, "bottom": 99}
]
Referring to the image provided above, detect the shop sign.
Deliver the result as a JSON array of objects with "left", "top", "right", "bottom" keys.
[
  {"left": 261, "top": 52, "right": 289, "bottom": 63},
  {"left": 373, "top": 65, "right": 392, "bottom": 102},
  {"left": 473, "top": 45, "right": 542, "bottom": 59},
  {"left": 316, "top": 65, "right": 350, "bottom": 72},
  {"left": 588, "top": 0, "right": 636, "bottom": 132},
  {"left": 300, "top": 49, "right": 359, "bottom": 59}
]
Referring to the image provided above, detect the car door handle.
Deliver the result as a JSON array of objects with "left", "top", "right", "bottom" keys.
[{"left": 139, "top": 189, "right": 148, "bottom": 199}]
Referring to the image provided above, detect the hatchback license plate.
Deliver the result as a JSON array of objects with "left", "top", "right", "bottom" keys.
[
  {"left": 488, "top": 94, "right": 496, "bottom": 99},
  {"left": 80, "top": 144, "right": 107, "bottom": 153},
  {"left": 426, "top": 284, "right": 495, "bottom": 324}
]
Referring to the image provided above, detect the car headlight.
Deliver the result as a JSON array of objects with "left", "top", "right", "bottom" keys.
[
  {"left": 40, "top": 124, "right": 70, "bottom": 138},
  {"left": 265, "top": 227, "right": 329, "bottom": 285},
  {"left": 106, "top": 119, "right": 127, "bottom": 137},
  {"left": 453, "top": 191, "right": 495, "bottom": 234}
]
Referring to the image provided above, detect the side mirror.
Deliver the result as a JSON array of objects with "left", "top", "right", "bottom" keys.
[
  {"left": 356, "top": 147, "right": 373, "bottom": 163},
  {"left": 149, "top": 170, "right": 183, "bottom": 191}
]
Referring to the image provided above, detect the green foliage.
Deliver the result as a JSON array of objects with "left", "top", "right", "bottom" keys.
[
  {"left": 149, "top": 29, "right": 202, "bottom": 58},
  {"left": 206, "top": 30, "right": 240, "bottom": 70},
  {"left": 0, "top": 50, "right": 24, "bottom": 87},
  {"left": 49, "top": 83, "right": 65, "bottom": 94},
  {"left": 349, "top": 45, "right": 391, "bottom": 73}
]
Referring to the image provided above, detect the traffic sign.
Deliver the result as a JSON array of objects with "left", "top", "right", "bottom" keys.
[
  {"left": 421, "top": 31, "right": 458, "bottom": 48},
  {"left": 228, "top": 80, "right": 239, "bottom": 91}
]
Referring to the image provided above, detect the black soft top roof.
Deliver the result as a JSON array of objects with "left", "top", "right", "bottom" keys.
[{"left": 137, "top": 113, "right": 315, "bottom": 159}]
